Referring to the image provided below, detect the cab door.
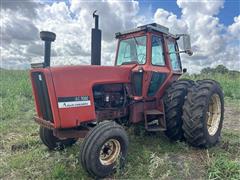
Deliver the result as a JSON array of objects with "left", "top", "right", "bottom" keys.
[{"left": 145, "top": 35, "right": 169, "bottom": 98}]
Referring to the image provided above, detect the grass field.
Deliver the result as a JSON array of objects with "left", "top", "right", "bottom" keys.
[{"left": 0, "top": 69, "right": 240, "bottom": 179}]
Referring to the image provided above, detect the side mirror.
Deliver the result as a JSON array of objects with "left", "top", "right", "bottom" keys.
[
  {"left": 177, "top": 34, "right": 193, "bottom": 56},
  {"left": 182, "top": 34, "right": 193, "bottom": 56}
]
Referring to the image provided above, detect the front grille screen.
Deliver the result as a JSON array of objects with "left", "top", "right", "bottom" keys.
[{"left": 32, "top": 72, "right": 53, "bottom": 122}]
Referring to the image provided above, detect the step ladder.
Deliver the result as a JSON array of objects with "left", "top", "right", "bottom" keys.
[{"left": 144, "top": 108, "right": 166, "bottom": 132}]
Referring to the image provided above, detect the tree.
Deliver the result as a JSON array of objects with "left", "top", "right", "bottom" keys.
[
  {"left": 201, "top": 65, "right": 229, "bottom": 74},
  {"left": 214, "top": 65, "right": 229, "bottom": 74},
  {"left": 201, "top": 67, "right": 212, "bottom": 74}
]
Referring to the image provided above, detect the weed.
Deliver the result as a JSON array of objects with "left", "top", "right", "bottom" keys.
[
  {"left": 148, "top": 153, "right": 167, "bottom": 178},
  {"left": 208, "top": 155, "right": 240, "bottom": 179}
]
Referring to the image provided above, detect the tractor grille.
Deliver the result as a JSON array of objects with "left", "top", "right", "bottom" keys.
[{"left": 32, "top": 72, "right": 53, "bottom": 122}]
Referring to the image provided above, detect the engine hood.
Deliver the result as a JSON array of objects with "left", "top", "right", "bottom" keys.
[
  {"left": 50, "top": 64, "right": 135, "bottom": 94},
  {"left": 46, "top": 64, "right": 135, "bottom": 127}
]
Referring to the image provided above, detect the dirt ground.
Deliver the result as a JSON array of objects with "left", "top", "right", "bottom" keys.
[{"left": 224, "top": 105, "right": 240, "bottom": 131}]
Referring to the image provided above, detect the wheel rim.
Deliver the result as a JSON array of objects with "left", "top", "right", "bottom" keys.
[
  {"left": 207, "top": 93, "right": 221, "bottom": 136},
  {"left": 99, "top": 139, "right": 121, "bottom": 166}
]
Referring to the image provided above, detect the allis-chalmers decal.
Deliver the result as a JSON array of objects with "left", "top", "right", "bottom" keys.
[{"left": 58, "top": 96, "right": 91, "bottom": 108}]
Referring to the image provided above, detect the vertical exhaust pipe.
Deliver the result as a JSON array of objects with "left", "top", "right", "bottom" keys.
[
  {"left": 40, "top": 31, "right": 56, "bottom": 67},
  {"left": 91, "top": 10, "right": 101, "bottom": 65}
]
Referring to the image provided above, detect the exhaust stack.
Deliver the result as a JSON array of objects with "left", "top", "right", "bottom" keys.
[
  {"left": 40, "top": 31, "right": 56, "bottom": 67},
  {"left": 91, "top": 10, "right": 101, "bottom": 65}
]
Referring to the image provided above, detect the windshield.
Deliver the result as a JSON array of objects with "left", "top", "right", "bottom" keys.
[{"left": 116, "top": 36, "right": 146, "bottom": 65}]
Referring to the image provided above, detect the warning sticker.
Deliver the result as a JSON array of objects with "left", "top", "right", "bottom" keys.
[{"left": 58, "top": 96, "right": 91, "bottom": 108}]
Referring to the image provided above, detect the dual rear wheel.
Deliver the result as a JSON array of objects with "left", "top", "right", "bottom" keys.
[
  {"left": 182, "top": 80, "right": 224, "bottom": 147},
  {"left": 163, "top": 79, "right": 224, "bottom": 148}
]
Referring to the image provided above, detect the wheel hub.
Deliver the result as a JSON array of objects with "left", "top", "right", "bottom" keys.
[
  {"left": 99, "top": 139, "right": 121, "bottom": 165},
  {"left": 207, "top": 94, "right": 221, "bottom": 136}
]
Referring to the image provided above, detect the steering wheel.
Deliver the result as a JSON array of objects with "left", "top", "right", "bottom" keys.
[{"left": 137, "top": 53, "right": 146, "bottom": 64}]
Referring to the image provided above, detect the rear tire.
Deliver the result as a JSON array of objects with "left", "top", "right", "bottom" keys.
[
  {"left": 163, "top": 79, "right": 194, "bottom": 140},
  {"left": 182, "top": 80, "right": 224, "bottom": 148},
  {"left": 39, "top": 127, "right": 77, "bottom": 150},
  {"left": 80, "top": 121, "right": 129, "bottom": 178}
]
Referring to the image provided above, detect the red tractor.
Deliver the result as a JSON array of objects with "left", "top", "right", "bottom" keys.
[{"left": 30, "top": 13, "right": 224, "bottom": 178}]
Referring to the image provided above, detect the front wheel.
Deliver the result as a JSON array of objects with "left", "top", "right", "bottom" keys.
[
  {"left": 39, "top": 127, "right": 77, "bottom": 150},
  {"left": 80, "top": 121, "right": 129, "bottom": 178},
  {"left": 182, "top": 80, "right": 224, "bottom": 148}
]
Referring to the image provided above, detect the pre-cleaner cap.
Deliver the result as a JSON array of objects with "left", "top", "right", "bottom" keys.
[{"left": 40, "top": 31, "right": 56, "bottom": 42}]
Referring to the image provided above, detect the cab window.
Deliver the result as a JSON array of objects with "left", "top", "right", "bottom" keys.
[
  {"left": 116, "top": 36, "right": 146, "bottom": 65},
  {"left": 167, "top": 40, "right": 181, "bottom": 71},
  {"left": 152, "top": 35, "right": 165, "bottom": 66}
]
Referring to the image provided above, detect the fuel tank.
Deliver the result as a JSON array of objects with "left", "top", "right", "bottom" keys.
[{"left": 30, "top": 64, "right": 135, "bottom": 128}]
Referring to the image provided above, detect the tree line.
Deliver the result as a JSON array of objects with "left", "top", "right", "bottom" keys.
[{"left": 200, "top": 65, "right": 239, "bottom": 76}]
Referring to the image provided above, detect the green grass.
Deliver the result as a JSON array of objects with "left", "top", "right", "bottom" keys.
[
  {"left": 182, "top": 72, "right": 240, "bottom": 99},
  {"left": 0, "top": 70, "right": 33, "bottom": 121},
  {"left": 0, "top": 69, "right": 240, "bottom": 179}
]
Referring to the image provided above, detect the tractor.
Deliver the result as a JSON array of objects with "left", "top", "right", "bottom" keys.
[{"left": 30, "top": 12, "right": 224, "bottom": 178}]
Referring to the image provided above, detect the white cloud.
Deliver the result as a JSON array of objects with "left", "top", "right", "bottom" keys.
[
  {"left": 153, "top": 0, "right": 239, "bottom": 73},
  {"left": 33, "top": 0, "right": 140, "bottom": 67},
  {"left": 154, "top": 8, "right": 188, "bottom": 34},
  {"left": 228, "top": 15, "right": 240, "bottom": 39},
  {"left": 1, "top": 0, "right": 239, "bottom": 73},
  {"left": 69, "top": 0, "right": 138, "bottom": 39},
  {"left": 177, "top": 0, "right": 224, "bottom": 15}
]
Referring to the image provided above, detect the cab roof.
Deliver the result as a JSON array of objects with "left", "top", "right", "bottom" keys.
[{"left": 115, "top": 23, "right": 177, "bottom": 39}]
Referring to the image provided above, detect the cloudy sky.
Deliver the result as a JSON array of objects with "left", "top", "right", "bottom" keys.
[{"left": 1, "top": 0, "right": 240, "bottom": 73}]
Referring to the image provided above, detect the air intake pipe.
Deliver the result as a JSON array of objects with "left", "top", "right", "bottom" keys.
[
  {"left": 40, "top": 31, "right": 56, "bottom": 67},
  {"left": 91, "top": 10, "right": 101, "bottom": 65}
]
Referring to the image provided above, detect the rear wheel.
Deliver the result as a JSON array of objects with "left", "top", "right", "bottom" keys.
[
  {"left": 182, "top": 80, "right": 224, "bottom": 148},
  {"left": 163, "top": 79, "right": 194, "bottom": 140},
  {"left": 80, "top": 121, "right": 129, "bottom": 178},
  {"left": 39, "top": 127, "right": 77, "bottom": 150}
]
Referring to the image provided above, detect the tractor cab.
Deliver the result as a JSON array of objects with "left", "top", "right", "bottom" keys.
[
  {"left": 115, "top": 23, "right": 192, "bottom": 67},
  {"left": 114, "top": 23, "right": 192, "bottom": 99}
]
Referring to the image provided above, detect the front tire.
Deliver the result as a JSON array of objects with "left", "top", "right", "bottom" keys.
[
  {"left": 80, "top": 121, "right": 129, "bottom": 178},
  {"left": 182, "top": 80, "right": 224, "bottom": 148},
  {"left": 39, "top": 127, "right": 77, "bottom": 150}
]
